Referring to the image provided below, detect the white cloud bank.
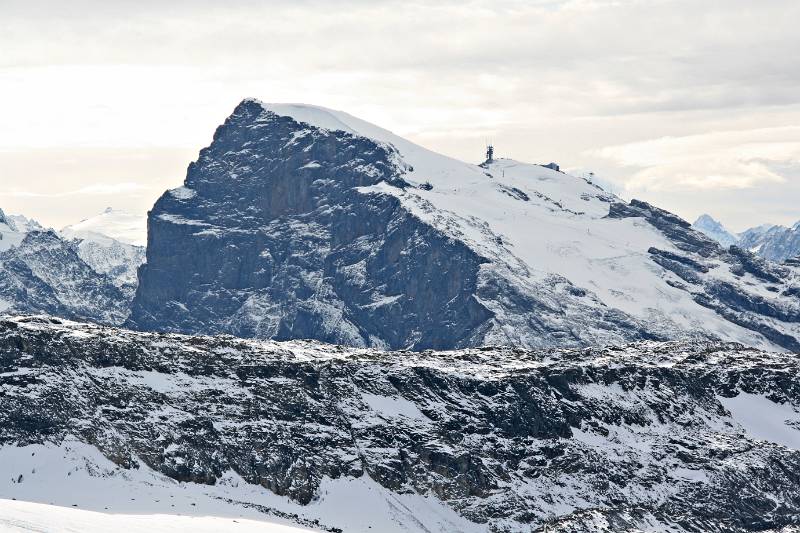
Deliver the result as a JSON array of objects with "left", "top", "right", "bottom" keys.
[
  {"left": 3, "top": 182, "right": 149, "bottom": 198},
  {"left": 592, "top": 126, "right": 800, "bottom": 192},
  {"left": 0, "top": 0, "right": 799, "bottom": 229}
]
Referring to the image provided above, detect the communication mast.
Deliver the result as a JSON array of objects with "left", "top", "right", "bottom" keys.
[{"left": 485, "top": 144, "right": 494, "bottom": 164}]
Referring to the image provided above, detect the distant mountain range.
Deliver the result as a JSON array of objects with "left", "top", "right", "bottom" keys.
[
  {"left": 0, "top": 207, "right": 145, "bottom": 321},
  {"left": 692, "top": 214, "right": 800, "bottom": 263}
]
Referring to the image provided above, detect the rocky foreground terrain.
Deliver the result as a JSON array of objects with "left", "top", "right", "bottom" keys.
[{"left": 2, "top": 315, "right": 800, "bottom": 532}]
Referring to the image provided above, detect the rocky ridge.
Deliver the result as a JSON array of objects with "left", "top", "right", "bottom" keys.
[{"left": 2, "top": 315, "right": 800, "bottom": 532}]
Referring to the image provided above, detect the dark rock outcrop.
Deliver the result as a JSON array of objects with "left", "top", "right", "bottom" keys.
[
  {"left": 128, "top": 100, "right": 492, "bottom": 350},
  {"left": 608, "top": 199, "right": 719, "bottom": 257}
]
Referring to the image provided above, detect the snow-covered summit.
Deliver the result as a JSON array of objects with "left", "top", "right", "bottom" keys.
[
  {"left": 0, "top": 209, "right": 40, "bottom": 252},
  {"left": 128, "top": 99, "right": 800, "bottom": 351},
  {"left": 62, "top": 207, "right": 147, "bottom": 247}
]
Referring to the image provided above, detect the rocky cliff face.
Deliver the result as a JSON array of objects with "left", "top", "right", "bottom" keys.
[
  {"left": 128, "top": 99, "right": 800, "bottom": 351},
  {"left": 128, "top": 100, "right": 497, "bottom": 349},
  {"left": 2, "top": 316, "right": 800, "bottom": 532}
]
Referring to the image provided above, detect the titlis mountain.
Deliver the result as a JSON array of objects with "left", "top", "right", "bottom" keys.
[
  {"left": 1, "top": 99, "right": 800, "bottom": 533},
  {"left": 128, "top": 100, "right": 800, "bottom": 351}
]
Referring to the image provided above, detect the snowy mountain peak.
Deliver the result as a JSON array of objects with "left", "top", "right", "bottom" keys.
[
  {"left": 128, "top": 99, "right": 800, "bottom": 351},
  {"left": 691, "top": 214, "right": 739, "bottom": 247},
  {"left": 6, "top": 213, "right": 44, "bottom": 234},
  {"left": 60, "top": 208, "right": 146, "bottom": 295},
  {"left": 0, "top": 209, "right": 27, "bottom": 253},
  {"left": 693, "top": 214, "right": 721, "bottom": 228}
]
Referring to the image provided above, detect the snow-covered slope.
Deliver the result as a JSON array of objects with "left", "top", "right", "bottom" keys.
[
  {"left": 692, "top": 214, "right": 739, "bottom": 247},
  {"left": 61, "top": 209, "right": 146, "bottom": 296},
  {"left": 63, "top": 207, "right": 147, "bottom": 247},
  {"left": 0, "top": 498, "right": 313, "bottom": 533},
  {"left": 130, "top": 99, "right": 800, "bottom": 351},
  {"left": 3, "top": 315, "right": 800, "bottom": 532}
]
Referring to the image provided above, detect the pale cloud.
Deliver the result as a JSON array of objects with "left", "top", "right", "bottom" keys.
[
  {"left": 3, "top": 182, "right": 149, "bottom": 198},
  {"left": 0, "top": 0, "right": 799, "bottom": 230},
  {"left": 591, "top": 127, "right": 800, "bottom": 192}
]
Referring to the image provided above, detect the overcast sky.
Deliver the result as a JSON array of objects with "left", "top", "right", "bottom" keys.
[{"left": 2, "top": 0, "right": 799, "bottom": 231}]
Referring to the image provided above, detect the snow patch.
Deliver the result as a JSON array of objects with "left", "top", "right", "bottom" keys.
[
  {"left": 719, "top": 392, "right": 800, "bottom": 449},
  {"left": 170, "top": 186, "right": 198, "bottom": 200},
  {"left": 361, "top": 392, "right": 426, "bottom": 420}
]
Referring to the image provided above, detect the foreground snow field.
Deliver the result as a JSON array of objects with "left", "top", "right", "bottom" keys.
[
  {"left": 0, "top": 498, "right": 313, "bottom": 532},
  {"left": 0, "top": 438, "right": 478, "bottom": 533}
]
